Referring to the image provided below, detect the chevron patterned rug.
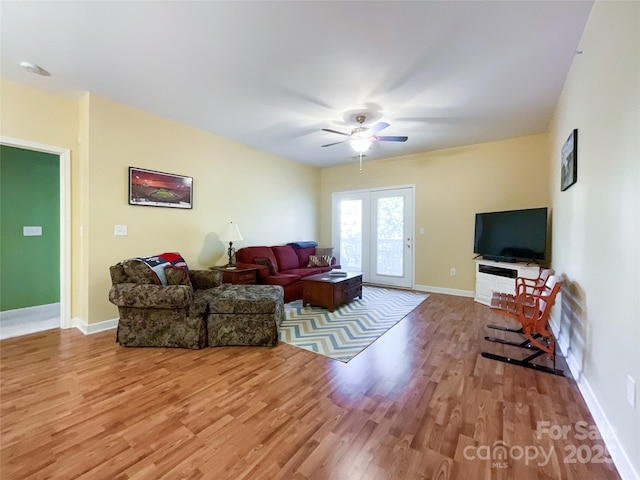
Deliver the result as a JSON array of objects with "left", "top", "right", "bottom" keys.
[{"left": 280, "top": 286, "right": 429, "bottom": 362}]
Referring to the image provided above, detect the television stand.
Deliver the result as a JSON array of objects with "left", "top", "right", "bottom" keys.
[{"left": 474, "top": 259, "right": 540, "bottom": 306}]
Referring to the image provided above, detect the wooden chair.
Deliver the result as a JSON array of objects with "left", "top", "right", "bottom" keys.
[
  {"left": 490, "top": 267, "right": 554, "bottom": 311},
  {"left": 482, "top": 274, "right": 564, "bottom": 376},
  {"left": 516, "top": 267, "right": 555, "bottom": 295},
  {"left": 487, "top": 267, "right": 554, "bottom": 332}
]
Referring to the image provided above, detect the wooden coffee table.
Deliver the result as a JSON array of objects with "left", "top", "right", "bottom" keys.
[{"left": 302, "top": 272, "right": 363, "bottom": 312}]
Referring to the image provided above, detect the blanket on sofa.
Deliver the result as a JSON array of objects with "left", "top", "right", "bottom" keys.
[
  {"left": 287, "top": 241, "right": 318, "bottom": 249},
  {"left": 134, "top": 252, "right": 189, "bottom": 285}
]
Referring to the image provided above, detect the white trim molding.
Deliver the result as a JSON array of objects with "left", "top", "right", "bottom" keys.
[
  {"left": 0, "top": 303, "right": 60, "bottom": 322},
  {"left": 415, "top": 284, "right": 475, "bottom": 298},
  {"left": 72, "top": 317, "right": 119, "bottom": 335},
  {"left": 0, "top": 303, "right": 61, "bottom": 340}
]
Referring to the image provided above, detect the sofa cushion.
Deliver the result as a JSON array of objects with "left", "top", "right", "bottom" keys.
[
  {"left": 121, "top": 260, "right": 160, "bottom": 284},
  {"left": 189, "top": 269, "right": 223, "bottom": 290},
  {"left": 254, "top": 256, "right": 278, "bottom": 275},
  {"left": 272, "top": 245, "right": 300, "bottom": 271},
  {"left": 235, "top": 246, "right": 277, "bottom": 267},
  {"left": 165, "top": 265, "right": 193, "bottom": 288},
  {"left": 208, "top": 285, "right": 283, "bottom": 314},
  {"left": 283, "top": 267, "right": 327, "bottom": 277},
  {"left": 265, "top": 273, "right": 301, "bottom": 287},
  {"left": 294, "top": 246, "right": 316, "bottom": 268}
]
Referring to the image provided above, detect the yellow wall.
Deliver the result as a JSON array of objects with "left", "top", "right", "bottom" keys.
[
  {"left": 320, "top": 134, "right": 550, "bottom": 293},
  {"left": 548, "top": 1, "right": 639, "bottom": 474},
  {"left": 84, "top": 93, "right": 320, "bottom": 322},
  {"left": 2, "top": 79, "right": 550, "bottom": 319},
  {"left": 1, "top": 82, "right": 320, "bottom": 324},
  {"left": 0, "top": 79, "right": 85, "bottom": 318},
  {"left": 0, "top": 80, "right": 78, "bottom": 147}
]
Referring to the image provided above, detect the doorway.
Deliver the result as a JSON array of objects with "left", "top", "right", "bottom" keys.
[
  {"left": 332, "top": 186, "right": 414, "bottom": 288},
  {"left": 0, "top": 136, "right": 71, "bottom": 335}
]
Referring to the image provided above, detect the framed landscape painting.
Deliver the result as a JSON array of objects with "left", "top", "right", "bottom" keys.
[
  {"left": 561, "top": 129, "right": 578, "bottom": 191},
  {"left": 128, "top": 167, "right": 193, "bottom": 209}
]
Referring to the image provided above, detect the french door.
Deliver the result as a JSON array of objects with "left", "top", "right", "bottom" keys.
[{"left": 332, "top": 186, "right": 414, "bottom": 288}]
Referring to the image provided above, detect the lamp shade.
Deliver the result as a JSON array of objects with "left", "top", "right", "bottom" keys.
[{"left": 222, "top": 222, "right": 243, "bottom": 242}]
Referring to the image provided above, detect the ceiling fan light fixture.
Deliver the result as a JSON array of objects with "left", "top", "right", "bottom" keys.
[
  {"left": 350, "top": 135, "right": 372, "bottom": 153},
  {"left": 323, "top": 113, "right": 405, "bottom": 156}
]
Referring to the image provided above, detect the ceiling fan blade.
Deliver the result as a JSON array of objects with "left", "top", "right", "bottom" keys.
[
  {"left": 322, "top": 128, "right": 350, "bottom": 136},
  {"left": 321, "top": 140, "right": 348, "bottom": 147},
  {"left": 368, "top": 122, "right": 390, "bottom": 135},
  {"left": 375, "top": 135, "right": 408, "bottom": 142}
]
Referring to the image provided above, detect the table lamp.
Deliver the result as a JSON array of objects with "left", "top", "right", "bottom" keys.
[{"left": 222, "top": 222, "right": 243, "bottom": 268}]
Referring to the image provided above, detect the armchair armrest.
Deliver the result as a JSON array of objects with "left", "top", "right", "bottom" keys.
[
  {"left": 109, "top": 283, "right": 193, "bottom": 309},
  {"left": 190, "top": 269, "right": 222, "bottom": 290}
]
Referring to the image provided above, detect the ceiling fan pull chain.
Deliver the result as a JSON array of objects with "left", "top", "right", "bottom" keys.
[{"left": 359, "top": 152, "right": 363, "bottom": 174}]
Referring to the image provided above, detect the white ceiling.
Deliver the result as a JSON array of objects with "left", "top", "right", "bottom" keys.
[{"left": 1, "top": 1, "right": 593, "bottom": 168}]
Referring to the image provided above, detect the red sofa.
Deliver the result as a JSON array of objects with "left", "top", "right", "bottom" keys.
[{"left": 235, "top": 243, "right": 339, "bottom": 303}]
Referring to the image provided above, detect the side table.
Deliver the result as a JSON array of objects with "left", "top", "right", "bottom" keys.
[{"left": 210, "top": 266, "right": 259, "bottom": 285}]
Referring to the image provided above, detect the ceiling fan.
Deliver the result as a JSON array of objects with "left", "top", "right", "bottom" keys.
[{"left": 321, "top": 115, "right": 408, "bottom": 153}]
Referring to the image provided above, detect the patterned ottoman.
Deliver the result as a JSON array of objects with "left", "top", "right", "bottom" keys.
[{"left": 205, "top": 284, "right": 284, "bottom": 347}]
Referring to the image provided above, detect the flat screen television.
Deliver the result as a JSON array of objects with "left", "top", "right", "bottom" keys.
[{"left": 474, "top": 207, "right": 548, "bottom": 263}]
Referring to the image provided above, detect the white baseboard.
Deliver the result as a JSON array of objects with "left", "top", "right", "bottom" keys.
[
  {"left": 0, "top": 303, "right": 60, "bottom": 322},
  {"left": 0, "top": 307, "right": 118, "bottom": 338},
  {"left": 0, "top": 303, "right": 61, "bottom": 340},
  {"left": 415, "top": 284, "right": 475, "bottom": 298},
  {"left": 550, "top": 321, "right": 640, "bottom": 480},
  {"left": 72, "top": 317, "right": 118, "bottom": 335}
]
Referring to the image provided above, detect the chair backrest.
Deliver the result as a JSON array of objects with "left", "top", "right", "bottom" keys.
[
  {"left": 538, "top": 268, "right": 555, "bottom": 285},
  {"left": 536, "top": 275, "right": 562, "bottom": 318},
  {"left": 515, "top": 267, "right": 555, "bottom": 296}
]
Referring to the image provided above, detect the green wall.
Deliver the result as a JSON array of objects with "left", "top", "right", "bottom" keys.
[{"left": 1, "top": 145, "right": 60, "bottom": 311}]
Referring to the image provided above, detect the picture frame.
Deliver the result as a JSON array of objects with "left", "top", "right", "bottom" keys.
[
  {"left": 561, "top": 129, "right": 578, "bottom": 191},
  {"left": 128, "top": 167, "right": 193, "bottom": 209}
]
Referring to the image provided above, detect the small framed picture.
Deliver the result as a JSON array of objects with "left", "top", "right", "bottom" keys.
[
  {"left": 129, "top": 167, "right": 193, "bottom": 209},
  {"left": 561, "top": 129, "right": 578, "bottom": 191}
]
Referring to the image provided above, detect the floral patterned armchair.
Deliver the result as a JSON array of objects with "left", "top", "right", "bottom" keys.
[
  {"left": 109, "top": 254, "right": 285, "bottom": 350},
  {"left": 109, "top": 257, "right": 223, "bottom": 349}
]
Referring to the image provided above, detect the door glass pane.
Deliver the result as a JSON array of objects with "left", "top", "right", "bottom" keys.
[
  {"left": 376, "top": 196, "right": 404, "bottom": 276},
  {"left": 339, "top": 199, "right": 362, "bottom": 271}
]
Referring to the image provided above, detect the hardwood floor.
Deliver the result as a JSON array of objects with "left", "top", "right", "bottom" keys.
[{"left": 0, "top": 294, "right": 621, "bottom": 480}]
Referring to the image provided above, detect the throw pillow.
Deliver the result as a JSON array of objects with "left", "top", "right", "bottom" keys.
[
  {"left": 254, "top": 256, "right": 278, "bottom": 275},
  {"left": 164, "top": 265, "right": 193, "bottom": 288},
  {"left": 122, "top": 260, "right": 161, "bottom": 284},
  {"left": 307, "top": 255, "right": 333, "bottom": 267}
]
